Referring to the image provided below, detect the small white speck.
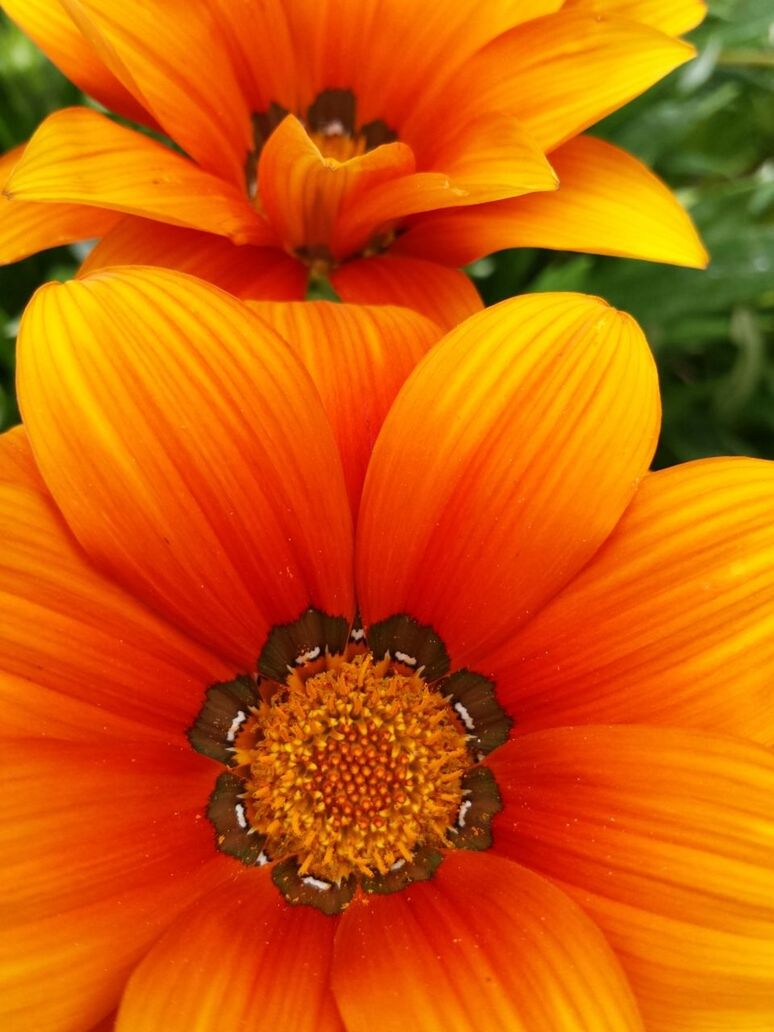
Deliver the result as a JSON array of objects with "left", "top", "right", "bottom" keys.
[
  {"left": 457, "top": 800, "right": 473, "bottom": 828},
  {"left": 226, "top": 710, "right": 247, "bottom": 742},
  {"left": 302, "top": 875, "right": 332, "bottom": 891},
  {"left": 453, "top": 701, "right": 475, "bottom": 730}
]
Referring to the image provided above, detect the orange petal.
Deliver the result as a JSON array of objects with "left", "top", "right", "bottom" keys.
[
  {"left": 5, "top": 108, "right": 268, "bottom": 245},
  {"left": 0, "top": 737, "right": 231, "bottom": 1032},
  {"left": 116, "top": 871, "right": 342, "bottom": 1032},
  {"left": 331, "top": 256, "right": 483, "bottom": 331},
  {"left": 275, "top": 0, "right": 565, "bottom": 131},
  {"left": 0, "top": 425, "right": 230, "bottom": 740},
  {"left": 488, "top": 457, "right": 774, "bottom": 744},
  {"left": 247, "top": 301, "right": 442, "bottom": 519},
  {"left": 17, "top": 267, "right": 354, "bottom": 670},
  {"left": 397, "top": 135, "right": 708, "bottom": 269},
  {"left": 488, "top": 726, "right": 774, "bottom": 1031},
  {"left": 258, "top": 114, "right": 416, "bottom": 258},
  {"left": 3, "top": 0, "right": 154, "bottom": 126},
  {"left": 0, "top": 142, "right": 120, "bottom": 264},
  {"left": 88, "top": 1014, "right": 117, "bottom": 1032},
  {"left": 356, "top": 293, "right": 659, "bottom": 668},
  {"left": 564, "top": 0, "right": 706, "bottom": 36},
  {"left": 210, "top": 0, "right": 305, "bottom": 113},
  {"left": 80, "top": 218, "right": 307, "bottom": 301},
  {"left": 442, "top": 11, "right": 694, "bottom": 153},
  {"left": 333, "top": 850, "right": 643, "bottom": 1031},
  {"left": 334, "top": 115, "right": 557, "bottom": 255},
  {"left": 420, "top": 112, "right": 557, "bottom": 196},
  {"left": 60, "top": 0, "right": 250, "bottom": 184}
]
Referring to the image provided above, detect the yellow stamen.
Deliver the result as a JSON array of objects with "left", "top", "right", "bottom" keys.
[{"left": 245, "top": 654, "right": 469, "bottom": 883}]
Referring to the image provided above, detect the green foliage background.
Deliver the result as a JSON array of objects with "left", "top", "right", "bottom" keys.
[{"left": 1, "top": 1, "right": 772, "bottom": 467}]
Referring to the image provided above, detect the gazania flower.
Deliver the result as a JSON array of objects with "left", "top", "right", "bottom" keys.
[
  {"left": 1, "top": 0, "right": 708, "bottom": 327},
  {"left": 2, "top": 268, "right": 772, "bottom": 1031}
]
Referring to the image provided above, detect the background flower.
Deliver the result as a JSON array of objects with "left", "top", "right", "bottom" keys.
[
  {"left": 1, "top": 2, "right": 771, "bottom": 464},
  {"left": 1, "top": 0, "right": 705, "bottom": 326},
  {"left": 1, "top": 268, "right": 772, "bottom": 1030}
]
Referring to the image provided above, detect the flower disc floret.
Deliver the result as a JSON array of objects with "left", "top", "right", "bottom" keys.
[{"left": 246, "top": 655, "right": 469, "bottom": 883}]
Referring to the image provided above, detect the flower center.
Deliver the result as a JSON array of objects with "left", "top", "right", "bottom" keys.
[
  {"left": 245, "top": 654, "right": 469, "bottom": 883},
  {"left": 190, "top": 609, "right": 510, "bottom": 913},
  {"left": 308, "top": 122, "right": 368, "bottom": 163}
]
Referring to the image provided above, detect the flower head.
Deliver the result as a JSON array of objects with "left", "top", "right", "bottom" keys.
[
  {"left": 2, "top": 0, "right": 707, "bottom": 324},
  {"left": 2, "top": 269, "right": 772, "bottom": 1030}
]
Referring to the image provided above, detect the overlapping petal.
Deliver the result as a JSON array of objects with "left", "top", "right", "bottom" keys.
[
  {"left": 416, "top": 12, "right": 694, "bottom": 152},
  {"left": 488, "top": 457, "right": 774, "bottom": 742},
  {"left": 488, "top": 726, "right": 774, "bottom": 1031},
  {"left": 2, "top": 0, "right": 706, "bottom": 287},
  {"left": 257, "top": 114, "right": 416, "bottom": 257},
  {"left": 80, "top": 219, "right": 306, "bottom": 300},
  {"left": 357, "top": 293, "right": 659, "bottom": 668},
  {"left": 334, "top": 850, "right": 643, "bottom": 1031},
  {"left": 333, "top": 116, "right": 557, "bottom": 256},
  {"left": 0, "top": 738, "right": 231, "bottom": 1032},
  {"left": 60, "top": 0, "right": 250, "bottom": 183},
  {"left": 116, "top": 872, "right": 342, "bottom": 1032},
  {"left": 17, "top": 267, "right": 354, "bottom": 669},
  {"left": 331, "top": 256, "right": 483, "bottom": 331},
  {"left": 247, "top": 301, "right": 442, "bottom": 518},
  {"left": 0, "top": 143, "right": 119, "bottom": 265},
  {"left": 396, "top": 136, "right": 708, "bottom": 269},
  {"left": 276, "top": 0, "right": 565, "bottom": 131},
  {"left": 0, "top": 427, "right": 229, "bottom": 739},
  {"left": 2, "top": 0, "right": 153, "bottom": 125},
  {"left": 5, "top": 109, "right": 270, "bottom": 246}
]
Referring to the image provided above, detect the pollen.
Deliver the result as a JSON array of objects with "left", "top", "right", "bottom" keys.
[
  {"left": 244, "top": 654, "right": 469, "bottom": 884},
  {"left": 309, "top": 124, "right": 369, "bottom": 164}
]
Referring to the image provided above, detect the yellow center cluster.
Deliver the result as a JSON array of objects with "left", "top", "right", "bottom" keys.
[
  {"left": 310, "top": 126, "right": 369, "bottom": 164},
  {"left": 246, "top": 654, "right": 469, "bottom": 883}
]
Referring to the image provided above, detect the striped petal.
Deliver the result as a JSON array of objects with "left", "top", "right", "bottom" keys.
[
  {"left": 17, "top": 268, "right": 354, "bottom": 670},
  {"left": 356, "top": 293, "right": 659, "bottom": 668},
  {"left": 3, "top": 0, "right": 153, "bottom": 125},
  {"left": 334, "top": 115, "right": 558, "bottom": 255},
  {"left": 115, "top": 872, "right": 342, "bottom": 1032},
  {"left": 5, "top": 108, "right": 269, "bottom": 245},
  {"left": 488, "top": 726, "right": 774, "bottom": 1031},
  {"left": 334, "top": 850, "right": 643, "bottom": 1031},
  {"left": 274, "top": 0, "right": 565, "bottom": 131},
  {"left": 331, "top": 256, "right": 483, "bottom": 331},
  {"left": 80, "top": 219, "right": 306, "bottom": 301},
  {"left": 0, "top": 142, "right": 119, "bottom": 264},
  {"left": 247, "top": 301, "right": 442, "bottom": 518},
  {"left": 0, "top": 426, "right": 230, "bottom": 741},
  {"left": 435, "top": 11, "right": 694, "bottom": 153},
  {"left": 0, "top": 737, "right": 231, "bottom": 1032},
  {"left": 488, "top": 457, "right": 774, "bottom": 744},
  {"left": 61, "top": 0, "right": 250, "bottom": 183},
  {"left": 397, "top": 136, "right": 708, "bottom": 269},
  {"left": 257, "top": 113, "right": 415, "bottom": 258}
]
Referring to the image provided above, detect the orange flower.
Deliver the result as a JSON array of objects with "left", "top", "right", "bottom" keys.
[
  {"left": 1, "top": 0, "right": 708, "bottom": 327},
  {"left": 2, "top": 268, "right": 772, "bottom": 1031}
]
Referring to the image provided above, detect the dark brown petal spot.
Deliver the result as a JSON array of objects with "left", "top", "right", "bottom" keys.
[
  {"left": 361, "top": 846, "right": 443, "bottom": 896},
  {"left": 272, "top": 858, "right": 357, "bottom": 915},
  {"left": 449, "top": 766, "right": 502, "bottom": 852},
  {"left": 442, "top": 669, "right": 513, "bottom": 758},
  {"left": 306, "top": 88, "right": 356, "bottom": 137},
  {"left": 366, "top": 613, "right": 450, "bottom": 681},
  {"left": 187, "top": 675, "right": 260, "bottom": 765},
  {"left": 258, "top": 607, "right": 351, "bottom": 682},
  {"left": 207, "top": 772, "right": 270, "bottom": 866}
]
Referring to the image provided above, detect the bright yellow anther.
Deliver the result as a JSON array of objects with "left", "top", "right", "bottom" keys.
[{"left": 245, "top": 654, "right": 469, "bottom": 883}]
